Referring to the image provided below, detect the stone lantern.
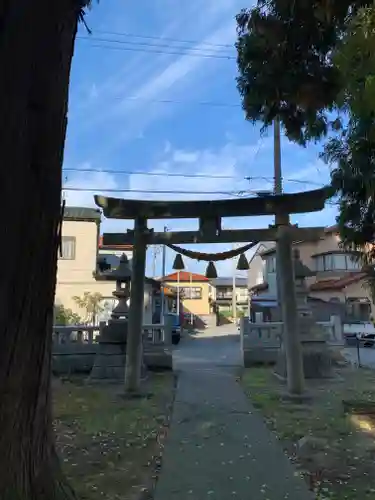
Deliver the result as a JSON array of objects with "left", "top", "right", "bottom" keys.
[
  {"left": 90, "top": 253, "right": 133, "bottom": 381},
  {"left": 276, "top": 249, "right": 332, "bottom": 380},
  {"left": 108, "top": 254, "right": 132, "bottom": 322}
]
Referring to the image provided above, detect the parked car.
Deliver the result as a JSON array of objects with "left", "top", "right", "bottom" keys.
[
  {"left": 359, "top": 332, "right": 375, "bottom": 348},
  {"left": 165, "top": 313, "right": 181, "bottom": 345},
  {"left": 345, "top": 332, "right": 375, "bottom": 348}
]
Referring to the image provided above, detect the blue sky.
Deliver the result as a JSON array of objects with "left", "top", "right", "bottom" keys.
[{"left": 63, "top": 0, "right": 337, "bottom": 277}]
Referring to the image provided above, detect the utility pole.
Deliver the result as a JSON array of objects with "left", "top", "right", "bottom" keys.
[
  {"left": 176, "top": 271, "right": 180, "bottom": 316},
  {"left": 152, "top": 246, "right": 158, "bottom": 277},
  {"left": 274, "top": 117, "right": 305, "bottom": 395},
  {"left": 160, "top": 226, "right": 167, "bottom": 321},
  {"left": 232, "top": 243, "right": 237, "bottom": 323}
]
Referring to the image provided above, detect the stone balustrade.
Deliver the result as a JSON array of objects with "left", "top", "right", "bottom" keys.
[
  {"left": 52, "top": 325, "right": 100, "bottom": 345},
  {"left": 143, "top": 322, "right": 173, "bottom": 345},
  {"left": 52, "top": 321, "right": 173, "bottom": 375},
  {"left": 240, "top": 316, "right": 342, "bottom": 367},
  {"left": 52, "top": 325, "right": 100, "bottom": 375}
]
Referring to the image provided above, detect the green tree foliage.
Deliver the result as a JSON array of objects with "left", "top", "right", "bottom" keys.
[
  {"left": 235, "top": 0, "right": 365, "bottom": 144},
  {"left": 323, "top": 6, "right": 375, "bottom": 258},
  {"left": 236, "top": 0, "right": 375, "bottom": 254},
  {"left": 73, "top": 291, "right": 104, "bottom": 324},
  {"left": 54, "top": 304, "right": 82, "bottom": 325}
]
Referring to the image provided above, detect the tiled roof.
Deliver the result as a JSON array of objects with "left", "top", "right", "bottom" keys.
[
  {"left": 98, "top": 235, "right": 133, "bottom": 251},
  {"left": 260, "top": 246, "right": 276, "bottom": 257},
  {"left": 250, "top": 282, "right": 269, "bottom": 292},
  {"left": 309, "top": 272, "right": 366, "bottom": 291},
  {"left": 212, "top": 277, "right": 248, "bottom": 287},
  {"left": 63, "top": 206, "right": 101, "bottom": 222},
  {"left": 162, "top": 271, "right": 209, "bottom": 282}
]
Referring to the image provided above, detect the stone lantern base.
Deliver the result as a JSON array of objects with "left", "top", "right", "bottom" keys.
[
  {"left": 275, "top": 335, "right": 333, "bottom": 380},
  {"left": 89, "top": 320, "right": 129, "bottom": 381}
]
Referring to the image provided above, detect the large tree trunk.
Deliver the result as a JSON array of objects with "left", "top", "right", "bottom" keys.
[{"left": 0, "top": 1, "right": 81, "bottom": 498}]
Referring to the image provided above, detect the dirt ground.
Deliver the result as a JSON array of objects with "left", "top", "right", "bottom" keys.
[
  {"left": 53, "top": 373, "right": 176, "bottom": 500},
  {"left": 241, "top": 364, "right": 375, "bottom": 499}
]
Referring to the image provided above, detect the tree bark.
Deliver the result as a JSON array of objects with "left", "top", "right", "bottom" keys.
[{"left": 0, "top": 1, "right": 81, "bottom": 498}]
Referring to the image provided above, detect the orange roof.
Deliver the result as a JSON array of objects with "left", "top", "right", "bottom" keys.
[
  {"left": 99, "top": 236, "right": 133, "bottom": 251},
  {"left": 162, "top": 271, "right": 209, "bottom": 282},
  {"left": 309, "top": 272, "right": 366, "bottom": 291}
]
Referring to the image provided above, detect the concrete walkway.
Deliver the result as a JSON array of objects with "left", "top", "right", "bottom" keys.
[{"left": 154, "top": 330, "right": 313, "bottom": 500}]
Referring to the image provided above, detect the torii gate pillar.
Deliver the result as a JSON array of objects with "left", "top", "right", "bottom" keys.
[
  {"left": 277, "top": 222, "right": 304, "bottom": 394},
  {"left": 124, "top": 216, "right": 147, "bottom": 394}
]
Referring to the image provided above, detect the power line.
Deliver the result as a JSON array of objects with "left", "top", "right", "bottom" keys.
[
  {"left": 77, "top": 36, "right": 234, "bottom": 56},
  {"left": 244, "top": 175, "right": 323, "bottom": 187},
  {"left": 62, "top": 167, "right": 325, "bottom": 187},
  {"left": 76, "top": 40, "right": 236, "bottom": 60},
  {"left": 90, "top": 29, "right": 234, "bottom": 49}
]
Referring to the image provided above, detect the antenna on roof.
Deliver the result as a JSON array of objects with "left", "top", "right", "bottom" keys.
[{"left": 62, "top": 175, "right": 68, "bottom": 204}]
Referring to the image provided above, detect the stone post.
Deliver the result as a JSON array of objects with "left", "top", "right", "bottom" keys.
[
  {"left": 277, "top": 223, "right": 305, "bottom": 395},
  {"left": 331, "top": 315, "right": 343, "bottom": 344},
  {"left": 125, "top": 217, "right": 148, "bottom": 394},
  {"left": 163, "top": 313, "right": 173, "bottom": 345}
]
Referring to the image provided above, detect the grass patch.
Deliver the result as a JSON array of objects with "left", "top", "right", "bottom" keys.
[
  {"left": 241, "top": 365, "right": 375, "bottom": 499},
  {"left": 53, "top": 373, "right": 175, "bottom": 500}
]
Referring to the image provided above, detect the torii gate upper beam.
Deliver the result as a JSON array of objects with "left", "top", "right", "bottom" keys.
[{"left": 94, "top": 186, "right": 331, "bottom": 220}]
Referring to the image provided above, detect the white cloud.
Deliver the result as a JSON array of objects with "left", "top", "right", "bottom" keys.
[
  {"left": 127, "top": 146, "right": 256, "bottom": 201},
  {"left": 70, "top": 1, "right": 245, "bottom": 144}
]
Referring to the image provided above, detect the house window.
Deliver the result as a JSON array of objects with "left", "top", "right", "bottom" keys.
[
  {"left": 217, "top": 288, "right": 232, "bottom": 299},
  {"left": 332, "top": 254, "right": 347, "bottom": 270},
  {"left": 314, "top": 253, "right": 361, "bottom": 272},
  {"left": 179, "top": 287, "right": 202, "bottom": 299},
  {"left": 265, "top": 256, "right": 276, "bottom": 274},
  {"left": 60, "top": 236, "right": 76, "bottom": 260},
  {"left": 346, "top": 255, "right": 361, "bottom": 270}
]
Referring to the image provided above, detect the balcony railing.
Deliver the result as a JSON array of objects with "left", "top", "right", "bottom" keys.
[
  {"left": 217, "top": 293, "right": 233, "bottom": 300},
  {"left": 216, "top": 294, "right": 249, "bottom": 302}
]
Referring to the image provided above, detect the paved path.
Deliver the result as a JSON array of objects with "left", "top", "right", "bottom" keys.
[{"left": 154, "top": 328, "right": 313, "bottom": 500}]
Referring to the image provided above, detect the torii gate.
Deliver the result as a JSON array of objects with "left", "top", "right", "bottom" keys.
[{"left": 95, "top": 186, "right": 331, "bottom": 395}]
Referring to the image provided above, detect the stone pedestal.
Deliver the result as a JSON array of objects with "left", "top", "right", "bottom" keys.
[
  {"left": 89, "top": 321, "right": 128, "bottom": 381},
  {"left": 275, "top": 249, "right": 333, "bottom": 381},
  {"left": 276, "top": 337, "right": 332, "bottom": 380}
]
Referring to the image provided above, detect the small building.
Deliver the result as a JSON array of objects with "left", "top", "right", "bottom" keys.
[
  {"left": 211, "top": 277, "right": 249, "bottom": 315},
  {"left": 55, "top": 206, "right": 171, "bottom": 325},
  {"left": 247, "top": 241, "right": 275, "bottom": 290},
  {"left": 161, "top": 271, "right": 215, "bottom": 326},
  {"left": 250, "top": 224, "right": 373, "bottom": 322}
]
